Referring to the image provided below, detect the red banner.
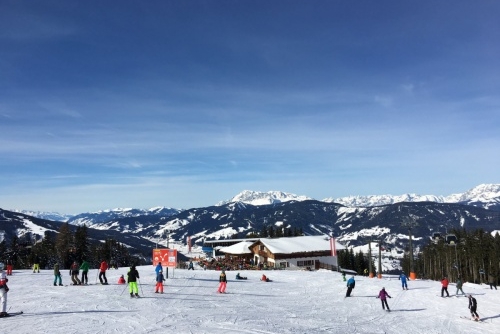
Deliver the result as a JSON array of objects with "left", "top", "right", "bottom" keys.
[{"left": 152, "top": 249, "right": 177, "bottom": 267}]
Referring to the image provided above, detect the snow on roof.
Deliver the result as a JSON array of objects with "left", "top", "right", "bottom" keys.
[
  {"left": 218, "top": 241, "right": 254, "bottom": 254},
  {"left": 255, "top": 235, "right": 346, "bottom": 254}
]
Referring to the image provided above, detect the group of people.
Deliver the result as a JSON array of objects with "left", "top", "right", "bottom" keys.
[
  {"left": 67, "top": 259, "right": 110, "bottom": 286},
  {"left": 344, "top": 273, "right": 483, "bottom": 321}
]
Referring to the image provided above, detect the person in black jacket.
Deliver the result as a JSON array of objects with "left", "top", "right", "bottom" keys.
[
  {"left": 127, "top": 265, "right": 140, "bottom": 297},
  {"left": 468, "top": 295, "right": 480, "bottom": 321}
]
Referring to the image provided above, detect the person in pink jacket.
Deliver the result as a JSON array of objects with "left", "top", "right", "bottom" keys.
[{"left": 376, "top": 287, "right": 392, "bottom": 311}]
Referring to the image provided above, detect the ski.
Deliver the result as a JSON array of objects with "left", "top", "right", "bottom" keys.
[{"left": 460, "top": 316, "right": 483, "bottom": 323}]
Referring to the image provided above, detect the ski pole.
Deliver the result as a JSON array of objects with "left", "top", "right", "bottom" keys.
[
  {"left": 138, "top": 278, "right": 144, "bottom": 296},
  {"left": 120, "top": 283, "right": 128, "bottom": 296}
]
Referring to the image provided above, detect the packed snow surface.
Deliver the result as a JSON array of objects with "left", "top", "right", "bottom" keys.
[{"left": 2, "top": 266, "right": 498, "bottom": 333}]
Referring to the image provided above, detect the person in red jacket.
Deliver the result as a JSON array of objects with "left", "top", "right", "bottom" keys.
[
  {"left": 99, "top": 260, "right": 108, "bottom": 285},
  {"left": 441, "top": 277, "right": 450, "bottom": 297}
]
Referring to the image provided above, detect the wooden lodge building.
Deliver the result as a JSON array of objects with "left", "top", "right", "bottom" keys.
[{"left": 219, "top": 235, "right": 346, "bottom": 270}]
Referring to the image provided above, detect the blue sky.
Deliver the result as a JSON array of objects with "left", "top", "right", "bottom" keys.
[{"left": 1, "top": 1, "right": 499, "bottom": 214}]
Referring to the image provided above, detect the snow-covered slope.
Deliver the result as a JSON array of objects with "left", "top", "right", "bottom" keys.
[{"left": 3, "top": 266, "right": 499, "bottom": 333}]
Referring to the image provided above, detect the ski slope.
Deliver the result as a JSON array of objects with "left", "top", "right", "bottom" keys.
[{"left": 2, "top": 266, "right": 498, "bottom": 333}]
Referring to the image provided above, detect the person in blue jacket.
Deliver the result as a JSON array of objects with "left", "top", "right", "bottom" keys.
[
  {"left": 155, "top": 262, "right": 162, "bottom": 275},
  {"left": 346, "top": 276, "right": 355, "bottom": 297},
  {"left": 399, "top": 272, "right": 408, "bottom": 290}
]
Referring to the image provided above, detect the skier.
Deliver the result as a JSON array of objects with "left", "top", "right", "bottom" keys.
[
  {"left": 399, "top": 272, "right": 408, "bottom": 290},
  {"left": 127, "top": 265, "right": 140, "bottom": 297},
  {"left": 117, "top": 275, "right": 126, "bottom": 284},
  {"left": 342, "top": 271, "right": 346, "bottom": 282},
  {"left": 376, "top": 287, "right": 392, "bottom": 311},
  {"left": 155, "top": 262, "right": 162, "bottom": 275},
  {"left": 0, "top": 263, "right": 9, "bottom": 317},
  {"left": 79, "top": 259, "right": 90, "bottom": 285},
  {"left": 468, "top": 295, "right": 480, "bottom": 321},
  {"left": 456, "top": 276, "right": 465, "bottom": 296},
  {"left": 155, "top": 269, "right": 165, "bottom": 294},
  {"left": 70, "top": 261, "right": 81, "bottom": 285},
  {"left": 33, "top": 255, "right": 40, "bottom": 273},
  {"left": 6, "top": 258, "right": 13, "bottom": 276},
  {"left": 99, "top": 260, "right": 108, "bottom": 285},
  {"left": 488, "top": 274, "right": 497, "bottom": 290},
  {"left": 53, "top": 263, "right": 63, "bottom": 286},
  {"left": 218, "top": 270, "right": 227, "bottom": 293},
  {"left": 441, "top": 277, "right": 450, "bottom": 297},
  {"left": 346, "top": 276, "right": 355, "bottom": 297},
  {"left": 188, "top": 261, "right": 194, "bottom": 270},
  {"left": 261, "top": 274, "right": 271, "bottom": 282}
]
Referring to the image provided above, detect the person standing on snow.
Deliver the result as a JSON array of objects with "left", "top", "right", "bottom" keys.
[
  {"left": 399, "top": 272, "right": 408, "bottom": 290},
  {"left": 468, "top": 295, "right": 480, "bottom": 321},
  {"left": 488, "top": 274, "right": 497, "bottom": 290},
  {"left": 376, "top": 287, "right": 392, "bottom": 311},
  {"left": 441, "top": 277, "right": 450, "bottom": 297},
  {"left": 79, "top": 259, "right": 90, "bottom": 285},
  {"left": 70, "top": 261, "right": 81, "bottom": 285},
  {"left": 188, "top": 261, "right": 194, "bottom": 270},
  {"left": 155, "top": 269, "right": 165, "bottom": 294},
  {"left": 218, "top": 270, "right": 227, "bottom": 293},
  {"left": 53, "top": 263, "right": 63, "bottom": 286},
  {"left": 155, "top": 262, "right": 162, "bottom": 275},
  {"left": 0, "top": 263, "right": 9, "bottom": 317},
  {"left": 33, "top": 255, "right": 40, "bottom": 273},
  {"left": 99, "top": 260, "right": 108, "bottom": 285},
  {"left": 127, "top": 265, "right": 140, "bottom": 297},
  {"left": 456, "top": 277, "right": 465, "bottom": 296},
  {"left": 6, "top": 258, "right": 13, "bottom": 276},
  {"left": 346, "top": 276, "right": 355, "bottom": 297}
]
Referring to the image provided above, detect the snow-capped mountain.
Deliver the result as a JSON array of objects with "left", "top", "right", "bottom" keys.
[
  {"left": 323, "top": 184, "right": 500, "bottom": 210},
  {"left": 13, "top": 210, "right": 73, "bottom": 222},
  {"left": 216, "top": 190, "right": 313, "bottom": 206}
]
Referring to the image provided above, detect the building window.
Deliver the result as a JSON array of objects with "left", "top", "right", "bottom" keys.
[
  {"left": 259, "top": 245, "right": 265, "bottom": 251},
  {"left": 297, "top": 260, "right": 314, "bottom": 267}
]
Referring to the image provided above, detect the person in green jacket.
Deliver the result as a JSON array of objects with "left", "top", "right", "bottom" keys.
[
  {"left": 79, "top": 259, "right": 90, "bottom": 285},
  {"left": 53, "top": 263, "right": 63, "bottom": 286}
]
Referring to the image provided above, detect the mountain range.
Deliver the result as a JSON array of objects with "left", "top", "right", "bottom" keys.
[{"left": 2, "top": 184, "right": 500, "bottom": 265}]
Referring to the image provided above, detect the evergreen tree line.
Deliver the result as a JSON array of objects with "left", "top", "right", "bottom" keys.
[
  {"left": 337, "top": 248, "right": 376, "bottom": 275},
  {"left": 405, "top": 228, "right": 500, "bottom": 284},
  {"left": 1, "top": 223, "right": 141, "bottom": 270},
  {"left": 244, "top": 225, "right": 304, "bottom": 239}
]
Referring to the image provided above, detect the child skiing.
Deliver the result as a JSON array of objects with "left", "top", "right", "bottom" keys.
[
  {"left": 155, "top": 269, "right": 165, "bottom": 294},
  {"left": 399, "top": 272, "right": 408, "bottom": 290},
  {"left": 127, "top": 265, "right": 140, "bottom": 297},
  {"left": 468, "top": 295, "right": 480, "bottom": 321},
  {"left": 118, "top": 275, "right": 126, "bottom": 284},
  {"left": 217, "top": 270, "right": 227, "bottom": 293},
  {"left": 346, "top": 276, "right": 355, "bottom": 297},
  {"left": 377, "top": 287, "right": 392, "bottom": 311}
]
